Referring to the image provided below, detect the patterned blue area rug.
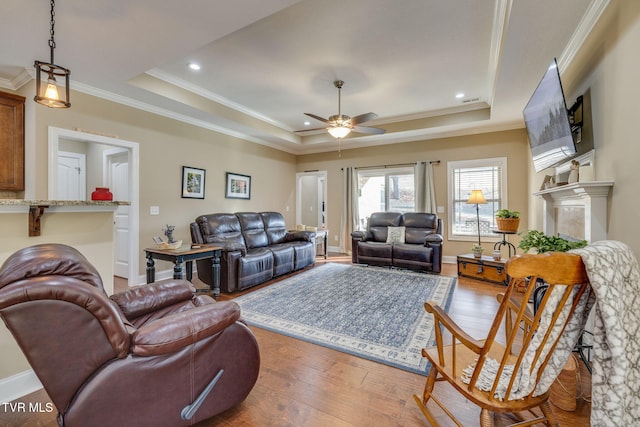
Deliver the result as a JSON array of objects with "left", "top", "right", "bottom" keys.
[{"left": 233, "top": 263, "right": 456, "bottom": 375}]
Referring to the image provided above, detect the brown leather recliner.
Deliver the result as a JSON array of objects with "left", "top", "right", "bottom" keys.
[{"left": 0, "top": 244, "right": 260, "bottom": 427}]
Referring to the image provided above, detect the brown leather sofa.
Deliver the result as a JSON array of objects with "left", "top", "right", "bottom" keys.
[
  {"left": 191, "top": 211, "right": 316, "bottom": 293},
  {"left": 351, "top": 211, "right": 443, "bottom": 273},
  {"left": 0, "top": 244, "right": 260, "bottom": 427}
]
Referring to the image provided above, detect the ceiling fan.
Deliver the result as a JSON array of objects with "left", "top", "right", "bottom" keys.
[{"left": 296, "top": 80, "right": 385, "bottom": 138}]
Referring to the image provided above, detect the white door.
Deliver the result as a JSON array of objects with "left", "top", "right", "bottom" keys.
[
  {"left": 107, "top": 151, "right": 130, "bottom": 278},
  {"left": 57, "top": 152, "right": 86, "bottom": 200}
]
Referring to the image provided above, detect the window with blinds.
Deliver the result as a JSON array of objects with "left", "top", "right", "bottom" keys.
[{"left": 448, "top": 158, "right": 507, "bottom": 240}]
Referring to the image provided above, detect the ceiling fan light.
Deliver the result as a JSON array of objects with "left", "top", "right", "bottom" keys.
[{"left": 328, "top": 126, "right": 351, "bottom": 139}]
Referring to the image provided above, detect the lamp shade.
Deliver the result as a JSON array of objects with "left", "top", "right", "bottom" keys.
[
  {"left": 327, "top": 126, "right": 351, "bottom": 139},
  {"left": 466, "top": 189, "right": 487, "bottom": 205}
]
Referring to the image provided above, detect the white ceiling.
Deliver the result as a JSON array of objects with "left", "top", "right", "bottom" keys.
[{"left": 1, "top": 0, "right": 606, "bottom": 155}]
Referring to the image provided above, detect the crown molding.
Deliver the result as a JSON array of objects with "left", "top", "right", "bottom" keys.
[
  {"left": 0, "top": 68, "right": 33, "bottom": 91},
  {"left": 145, "top": 69, "right": 294, "bottom": 132},
  {"left": 72, "top": 81, "right": 301, "bottom": 154},
  {"left": 370, "top": 101, "right": 490, "bottom": 126},
  {"left": 486, "top": 0, "right": 513, "bottom": 107},
  {"left": 558, "top": 0, "right": 611, "bottom": 71}
]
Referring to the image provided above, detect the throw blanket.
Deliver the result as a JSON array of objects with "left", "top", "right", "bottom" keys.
[{"left": 571, "top": 240, "right": 640, "bottom": 426}]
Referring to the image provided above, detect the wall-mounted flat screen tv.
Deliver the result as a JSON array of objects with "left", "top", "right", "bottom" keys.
[{"left": 523, "top": 58, "right": 576, "bottom": 172}]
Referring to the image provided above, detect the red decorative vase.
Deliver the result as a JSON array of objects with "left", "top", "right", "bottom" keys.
[{"left": 91, "top": 187, "right": 113, "bottom": 201}]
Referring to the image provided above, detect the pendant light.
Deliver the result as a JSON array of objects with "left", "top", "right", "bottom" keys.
[{"left": 34, "top": 0, "right": 70, "bottom": 108}]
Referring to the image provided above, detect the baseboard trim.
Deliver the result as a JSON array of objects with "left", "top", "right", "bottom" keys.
[
  {"left": 0, "top": 369, "right": 42, "bottom": 403},
  {"left": 133, "top": 267, "right": 175, "bottom": 287},
  {"left": 443, "top": 255, "right": 457, "bottom": 264}
]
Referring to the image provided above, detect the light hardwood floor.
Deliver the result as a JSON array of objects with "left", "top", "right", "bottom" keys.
[{"left": 2, "top": 255, "right": 591, "bottom": 426}]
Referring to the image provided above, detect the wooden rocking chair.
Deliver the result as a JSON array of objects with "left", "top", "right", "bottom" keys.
[{"left": 414, "top": 252, "right": 593, "bottom": 426}]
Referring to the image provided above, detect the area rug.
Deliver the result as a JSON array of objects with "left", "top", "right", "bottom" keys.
[{"left": 233, "top": 263, "right": 456, "bottom": 375}]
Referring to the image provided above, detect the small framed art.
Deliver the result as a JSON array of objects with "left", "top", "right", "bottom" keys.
[
  {"left": 225, "top": 172, "right": 251, "bottom": 199},
  {"left": 181, "top": 166, "right": 206, "bottom": 199}
]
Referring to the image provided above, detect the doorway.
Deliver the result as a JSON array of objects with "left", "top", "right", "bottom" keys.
[
  {"left": 57, "top": 151, "right": 86, "bottom": 200},
  {"left": 48, "top": 127, "right": 140, "bottom": 286},
  {"left": 296, "top": 171, "right": 328, "bottom": 229},
  {"left": 105, "top": 148, "right": 130, "bottom": 278}
]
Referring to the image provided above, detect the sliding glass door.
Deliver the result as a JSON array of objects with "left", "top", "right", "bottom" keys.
[{"left": 356, "top": 167, "right": 415, "bottom": 229}]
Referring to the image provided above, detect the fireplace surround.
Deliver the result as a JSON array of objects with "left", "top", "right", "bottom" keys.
[{"left": 533, "top": 181, "right": 614, "bottom": 243}]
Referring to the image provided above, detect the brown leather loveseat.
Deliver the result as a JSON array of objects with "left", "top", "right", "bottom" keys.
[
  {"left": 0, "top": 244, "right": 260, "bottom": 427},
  {"left": 351, "top": 211, "right": 443, "bottom": 273},
  {"left": 191, "top": 211, "right": 316, "bottom": 293}
]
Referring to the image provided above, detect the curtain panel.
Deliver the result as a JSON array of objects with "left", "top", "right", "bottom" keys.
[
  {"left": 415, "top": 161, "right": 437, "bottom": 213},
  {"left": 339, "top": 167, "right": 358, "bottom": 254}
]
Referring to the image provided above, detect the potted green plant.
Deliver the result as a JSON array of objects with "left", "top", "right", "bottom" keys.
[
  {"left": 495, "top": 209, "right": 520, "bottom": 232},
  {"left": 471, "top": 244, "right": 484, "bottom": 259},
  {"left": 518, "top": 230, "right": 587, "bottom": 253}
]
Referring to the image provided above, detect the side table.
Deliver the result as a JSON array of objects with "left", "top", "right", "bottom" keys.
[
  {"left": 144, "top": 245, "right": 222, "bottom": 298},
  {"left": 491, "top": 230, "right": 517, "bottom": 258},
  {"left": 315, "top": 229, "right": 328, "bottom": 259}
]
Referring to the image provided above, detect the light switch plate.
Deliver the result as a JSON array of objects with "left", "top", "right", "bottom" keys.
[{"left": 150, "top": 206, "right": 160, "bottom": 215}]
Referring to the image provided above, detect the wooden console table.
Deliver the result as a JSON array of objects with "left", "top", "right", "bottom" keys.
[
  {"left": 457, "top": 253, "right": 508, "bottom": 285},
  {"left": 145, "top": 245, "right": 222, "bottom": 298}
]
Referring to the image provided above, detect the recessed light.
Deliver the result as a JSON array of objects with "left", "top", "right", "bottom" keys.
[
  {"left": 455, "top": 92, "right": 465, "bottom": 99},
  {"left": 304, "top": 121, "right": 311, "bottom": 126},
  {"left": 187, "top": 62, "right": 201, "bottom": 71}
]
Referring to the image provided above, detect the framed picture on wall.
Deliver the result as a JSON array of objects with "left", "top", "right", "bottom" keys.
[
  {"left": 181, "top": 166, "right": 206, "bottom": 199},
  {"left": 225, "top": 172, "right": 251, "bottom": 199}
]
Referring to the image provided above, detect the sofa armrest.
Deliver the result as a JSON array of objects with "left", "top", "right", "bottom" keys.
[
  {"left": 285, "top": 230, "right": 315, "bottom": 242},
  {"left": 131, "top": 301, "right": 241, "bottom": 356},
  {"left": 351, "top": 230, "right": 371, "bottom": 263},
  {"left": 216, "top": 242, "right": 247, "bottom": 256},
  {"left": 425, "top": 234, "right": 444, "bottom": 274},
  {"left": 352, "top": 230, "right": 374, "bottom": 241},
  {"left": 190, "top": 222, "right": 205, "bottom": 245},
  {"left": 351, "top": 230, "right": 365, "bottom": 240},
  {"left": 424, "top": 233, "right": 443, "bottom": 245},
  {"left": 110, "top": 280, "right": 196, "bottom": 319}
]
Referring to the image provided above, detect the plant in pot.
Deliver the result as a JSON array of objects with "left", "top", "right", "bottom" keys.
[
  {"left": 471, "top": 244, "right": 484, "bottom": 259},
  {"left": 163, "top": 225, "right": 176, "bottom": 243},
  {"left": 495, "top": 209, "right": 520, "bottom": 233},
  {"left": 518, "top": 230, "right": 587, "bottom": 253},
  {"left": 517, "top": 230, "right": 588, "bottom": 302}
]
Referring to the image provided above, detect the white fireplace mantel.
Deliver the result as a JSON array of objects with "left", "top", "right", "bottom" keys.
[{"left": 533, "top": 181, "right": 614, "bottom": 242}]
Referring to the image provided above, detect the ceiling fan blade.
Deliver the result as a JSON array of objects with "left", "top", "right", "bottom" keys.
[
  {"left": 304, "top": 113, "right": 331, "bottom": 124},
  {"left": 348, "top": 112, "right": 378, "bottom": 126},
  {"left": 294, "top": 127, "right": 328, "bottom": 133},
  {"left": 352, "top": 125, "right": 386, "bottom": 135}
]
